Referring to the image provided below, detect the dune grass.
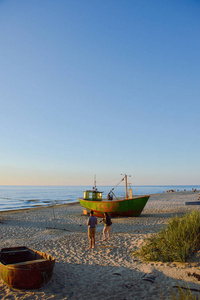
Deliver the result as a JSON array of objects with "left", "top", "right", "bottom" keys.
[
  {"left": 138, "top": 210, "right": 200, "bottom": 262},
  {"left": 170, "top": 285, "right": 200, "bottom": 300}
]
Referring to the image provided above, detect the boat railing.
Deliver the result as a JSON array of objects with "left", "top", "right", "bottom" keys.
[
  {"left": 102, "top": 196, "right": 125, "bottom": 201},
  {"left": 102, "top": 195, "right": 149, "bottom": 201}
]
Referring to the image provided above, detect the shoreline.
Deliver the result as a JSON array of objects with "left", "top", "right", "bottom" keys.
[
  {"left": 0, "top": 185, "right": 199, "bottom": 214},
  {"left": 0, "top": 191, "right": 200, "bottom": 299},
  {"left": 0, "top": 201, "right": 81, "bottom": 214},
  {"left": 0, "top": 190, "right": 198, "bottom": 214}
]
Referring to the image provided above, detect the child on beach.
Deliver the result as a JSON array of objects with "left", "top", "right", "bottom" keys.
[{"left": 87, "top": 211, "right": 97, "bottom": 249}]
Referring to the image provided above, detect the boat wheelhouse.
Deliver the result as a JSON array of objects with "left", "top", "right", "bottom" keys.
[{"left": 83, "top": 190, "right": 103, "bottom": 201}]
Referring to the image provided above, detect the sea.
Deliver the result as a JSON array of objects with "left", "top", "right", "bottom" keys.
[{"left": 0, "top": 185, "right": 199, "bottom": 212}]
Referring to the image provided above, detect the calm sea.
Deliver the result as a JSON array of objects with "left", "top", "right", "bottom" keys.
[{"left": 0, "top": 185, "right": 199, "bottom": 212}]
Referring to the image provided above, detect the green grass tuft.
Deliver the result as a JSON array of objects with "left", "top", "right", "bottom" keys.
[
  {"left": 138, "top": 211, "right": 200, "bottom": 262},
  {"left": 170, "top": 284, "right": 200, "bottom": 300}
]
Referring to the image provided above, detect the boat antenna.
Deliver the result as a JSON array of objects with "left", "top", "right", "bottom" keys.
[
  {"left": 93, "top": 175, "right": 97, "bottom": 191},
  {"left": 121, "top": 174, "right": 131, "bottom": 200}
]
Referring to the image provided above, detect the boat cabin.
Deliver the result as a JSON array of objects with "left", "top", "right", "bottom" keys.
[{"left": 83, "top": 190, "right": 103, "bottom": 201}]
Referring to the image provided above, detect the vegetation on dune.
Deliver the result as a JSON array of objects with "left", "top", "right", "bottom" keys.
[
  {"left": 138, "top": 210, "right": 200, "bottom": 263},
  {"left": 170, "top": 285, "right": 200, "bottom": 300}
]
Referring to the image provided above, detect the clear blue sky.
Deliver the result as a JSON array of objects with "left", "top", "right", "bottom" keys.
[{"left": 0, "top": 0, "right": 199, "bottom": 185}]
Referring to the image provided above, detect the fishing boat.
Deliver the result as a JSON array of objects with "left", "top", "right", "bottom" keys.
[
  {"left": 0, "top": 246, "right": 55, "bottom": 289},
  {"left": 79, "top": 174, "right": 150, "bottom": 217}
]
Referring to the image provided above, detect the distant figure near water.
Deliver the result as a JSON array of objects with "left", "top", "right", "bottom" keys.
[{"left": 87, "top": 211, "right": 97, "bottom": 249}]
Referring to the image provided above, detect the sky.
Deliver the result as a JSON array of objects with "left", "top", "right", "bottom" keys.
[{"left": 0, "top": 0, "right": 200, "bottom": 186}]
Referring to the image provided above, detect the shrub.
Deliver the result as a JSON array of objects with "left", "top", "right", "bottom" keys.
[{"left": 138, "top": 211, "right": 200, "bottom": 262}]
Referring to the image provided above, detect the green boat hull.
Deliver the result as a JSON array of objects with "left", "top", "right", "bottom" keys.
[{"left": 79, "top": 195, "right": 150, "bottom": 217}]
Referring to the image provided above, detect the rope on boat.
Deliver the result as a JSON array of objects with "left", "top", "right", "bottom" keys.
[
  {"left": 109, "top": 177, "right": 124, "bottom": 200},
  {"left": 109, "top": 178, "right": 124, "bottom": 193}
]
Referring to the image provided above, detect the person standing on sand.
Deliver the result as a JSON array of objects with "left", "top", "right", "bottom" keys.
[
  {"left": 102, "top": 212, "right": 112, "bottom": 241},
  {"left": 87, "top": 211, "right": 97, "bottom": 249}
]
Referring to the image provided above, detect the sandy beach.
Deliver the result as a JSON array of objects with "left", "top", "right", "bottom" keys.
[{"left": 0, "top": 191, "right": 200, "bottom": 299}]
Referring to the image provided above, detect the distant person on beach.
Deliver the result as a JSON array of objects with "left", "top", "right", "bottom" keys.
[
  {"left": 87, "top": 211, "right": 97, "bottom": 249},
  {"left": 101, "top": 212, "right": 112, "bottom": 240}
]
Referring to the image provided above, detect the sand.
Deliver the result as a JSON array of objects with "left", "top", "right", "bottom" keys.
[{"left": 0, "top": 191, "right": 200, "bottom": 299}]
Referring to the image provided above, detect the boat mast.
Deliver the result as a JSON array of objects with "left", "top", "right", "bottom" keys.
[
  {"left": 121, "top": 173, "right": 131, "bottom": 200},
  {"left": 94, "top": 174, "right": 96, "bottom": 188},
  {"left": 125, "top": 174, "right": 128, "bottom": 199},
  {"left": 93, "top": 174, "right": 97, "bottom": 191}
]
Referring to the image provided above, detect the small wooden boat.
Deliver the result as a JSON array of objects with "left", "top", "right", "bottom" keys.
[
  {"left": 79, "top": 174, "right": 150, "bottom": 217},
  {"left": 0, "top": 246, "right": 55, "bottom": 289}
]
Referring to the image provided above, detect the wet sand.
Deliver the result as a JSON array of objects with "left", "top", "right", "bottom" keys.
[{"left": 0, "top": 191, "right": 200, "bottom": 299}]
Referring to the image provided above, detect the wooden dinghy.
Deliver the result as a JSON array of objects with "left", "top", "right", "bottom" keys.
[{"left": 0, "top": 246, "right": 55, "bottom": 289}]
